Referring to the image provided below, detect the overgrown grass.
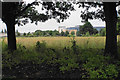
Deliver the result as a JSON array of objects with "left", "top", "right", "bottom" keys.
[
  {"left": 2, "top": 36, "right": 120, "bottom": 78},
  {"left": 1, "top": 37, "right": 106, "bottom": 49}
]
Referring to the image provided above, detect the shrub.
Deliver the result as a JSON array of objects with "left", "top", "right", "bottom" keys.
[
  {"left": 2, "top": 38, "right": 8, "bottom": 51},
  {"left": 80, "top": 51, "right": 118, "bottom": 78},
  {"left": 85, "top": 32, "right": 90, "bottom": 36},
  {"left": 70, "top": 37, "right": 79, "bottom": 54},
  {"left": 35, "top": 41, "right": 46, "bottom": 52}
]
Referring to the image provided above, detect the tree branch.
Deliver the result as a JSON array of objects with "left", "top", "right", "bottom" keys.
[
  {"left": 116, "top": 1, "right": 120, "bottom": 7},
  {"left": 15, "top": 0, "right": 38, "bottom": 18}
]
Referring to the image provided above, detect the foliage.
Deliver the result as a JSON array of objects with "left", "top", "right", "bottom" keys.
[
  {"left": 16, "top": 30, "right": 21, "bottom": 37},
  {"left": 65, "top": 31, "right": 69, "bottom": 36},
  {"left": 71, "top": 31, "right": 75, "bottom": 36},
  {"left": 1, "top": 1, "right": 75, "bottom": 50},
  {"left": 23, "top": 33, "right": 26, "bottom": 36},
  {"left": 1, "top": 29, "right": 3, "bottom": 33},
  {"left": 100, "top": 28, "right": 106, "bottom": 36},
  {"left": 80, "top": 51, "right": 118, "bottom": 78},
  {"left": 85, "top": 32, "right": 90, "bottom": 36},
  {"left": 117, "top": 18, "right": 120, "bottom": 35},
  {"left": 2, "top": 37, "right": 120, "bottom": 78},
  {"left": 26, "top": 32, "right": 33, "bottom": 37},
  {"left": 1, "top": 29, "right": 7, "bottom": 33},
  {"left": 76, "top": 31, "right": 82, "bottom": 36},
  {"left": 79, "top": 21, "right": 98, "bottom": 35},
  {"left": 61, "top": 31, "right": 65, "bottom": 36},
  {"left": 70, "top": 37, "right": 79, "bottom": 54},
  {"left": 2, "top": 38, "right": 8, "bottom": 51},
  {"left": 2, "top": 1, "right": 75, "bottom": 25},
  {"left": 4, "top": 29, "right": 7, "bottom": 33},
  {"left": 31, "top": 30, "right": 60, "bottom": 37},
  {"left": 35, "top": 41, "right": 47, "bottom": 52}
]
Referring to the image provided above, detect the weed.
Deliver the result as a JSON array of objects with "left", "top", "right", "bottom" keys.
[
  {"left": 35, "top": 40, "right": 46, "bottom": 53},
  {"left": 70, "top": 37, "right": 79, "bottom": 54}
]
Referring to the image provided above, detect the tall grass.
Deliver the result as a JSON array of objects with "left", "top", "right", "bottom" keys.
[
  {"left": 1, "top": 37, "right": 106, "bottom": 49},
  {"left": 2, "top": 37, "right": 120, "bottom": 78},
  {"left": 1, "top": 36, "right": 120, "bottom": 49}
]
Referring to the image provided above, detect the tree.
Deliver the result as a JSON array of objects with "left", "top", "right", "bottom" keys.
[
  {"left": 93, "top": 28, "right": 98, "bottom": 34},
  {"left": 65, "top": 31, "right": 69, "bottom": 36},
  {"left": 54, "top": 30, "right": 60, "bottom": 36},
  {"left": 103, "top": 3, "right": 117, "bottom": 57},
  {"left": 1, "top": 1, "right": 74, "bottom": 51},
  {"left": 80, "top": 21, "right": 98, "bottom": 35},
  {"left": 4, "top": 29, "right": 7, "bottom": 33},
  {"left": 23, "top": 33, "right": 26, "bottom": 36},
  {"left": 49, "top": 31, "right": 53, "bottom": 36},
  {"left": 71, "top": 31, "right": 75, "bottom": 36},
  {"left": 117, "top": 17, "right": 120, "bottom": 35},
  {"left": 100, "top": 28, "right": 106, "bottom": 36},
  {"left": 61, "top": 31, "right": 65, "bottom": 36},
  {"left": 76, "top": 31, "right": 81, "bottom": 36},
  {"left": 77, "top": 2, "right": 119, "bottom": 58},
  {"left": 85, "top": 31, "right": 90, "bottom": 36},
  {"left": 16, "top": 30, "right": 21, "bottom": 36},
  {"left": 1, "top": 29, "right": 3, "bottom": 33}
]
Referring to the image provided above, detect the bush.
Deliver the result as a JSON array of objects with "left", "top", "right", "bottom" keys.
[
  {"left": 80, "top": 51, "right": 118, "bottom": 78},
  {"left": 100, "top": 28, "right": 106, "bottom": 36},
  {"left": 35, "top": 41, "right": 47, "bottom": 52},
  {"left": 2, "top": 38, "right": 120, "bottom": 78},
  {"left": 85, "top": 32, "right": 90, "bottom": 36},
  {"left": 94, "top": 33, "right": 100, "bottom": 37},
  {"left": 70, "top": 37, "right": 79, "bottom": 54},
  {"left": 2, "top": 38, "right": 8, "bottom": 51}
]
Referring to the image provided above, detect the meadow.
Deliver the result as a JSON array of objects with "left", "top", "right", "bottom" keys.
[
  {"left": 2, "top": 36, "right": 107, "bottom": 49},
  {"left": 1, "top": 36, "right": 120, "bottom": 78},
  {"left": 2, "top": 36, "right": 120, "bottom": 48}
]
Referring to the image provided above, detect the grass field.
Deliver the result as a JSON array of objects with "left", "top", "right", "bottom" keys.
[
  {"left": 1, "top": 36, "right": 120, "bottom": 78},
  {"left": 2, "top": 36, "right": 106, "bottom": 49},
  {"left": 1, "top": 36, "right": 120, "bottom": 49}
]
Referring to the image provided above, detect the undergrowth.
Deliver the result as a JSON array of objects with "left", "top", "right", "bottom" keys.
[{"left": 2, "top": 37, "right": 120, "bottom": 78}]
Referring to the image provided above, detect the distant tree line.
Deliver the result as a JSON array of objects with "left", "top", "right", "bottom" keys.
[
  {"left": 32, "top": 30, "right": 60, "bottom": 37},
  {"left": 0, "top": 22, "right": 109, "bottom": 37},
  {"left": 76, "top": 21, "right": 106, "bottom": 37},
  {"left": 15, "top": 21, "right": 120, "bottom": 37},
  {"left": 1, "top": 29, "right": 7, "bottom": 33},
  {"left": 16, "top": 30, "right": 59, "bottom": 37},
  {"left": 15, "top": 21, "right": 108, "bottom": 37}
]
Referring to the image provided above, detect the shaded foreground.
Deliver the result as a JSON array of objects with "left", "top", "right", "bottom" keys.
[{"left": 1, "top": 36, "right": 120, "bottom": 79}]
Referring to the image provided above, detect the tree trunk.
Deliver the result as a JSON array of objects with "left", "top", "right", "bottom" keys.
[
  {"left": 5, "top": 17, "right": 17, "bottom": 51},
  {"left": 103, "top": 2, "right": 118, "bottom": 58}
]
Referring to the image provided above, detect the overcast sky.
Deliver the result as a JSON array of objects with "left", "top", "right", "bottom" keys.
[{"left": 0, "top": 0, "right": 106, "bottom": 33}]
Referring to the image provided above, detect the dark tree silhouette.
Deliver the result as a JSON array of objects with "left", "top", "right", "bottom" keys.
[
  {"left": 77, "top": 2, "right": 119, "bottom": 58},
  {"left": 1, "top": 29, "right": 3, "bottom": 33},
  {"left": 1, "top": 0, "right": 74, "bottom": 51},
  {"left": 103, "top": 3, "right": 118, "bottom": 58},
  {"left": 80, "top": 21, "right": 98, "bottom": 35}
]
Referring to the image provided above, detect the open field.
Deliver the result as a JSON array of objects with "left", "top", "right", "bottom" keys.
[
  {"left": 2, "top": 37, "right": 106, "bottom": 49},
  {"left": 1, "top": 36, "right": 120, "bottom": 49}
]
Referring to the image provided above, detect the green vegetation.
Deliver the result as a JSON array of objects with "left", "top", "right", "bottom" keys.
[
  {"left": 100, "top": 28, "right": 106, "bottom": 36},
  {"left": 79, "top": 22, "right": 98, "bottom": 35},
  {"left": 1, "top": 36, "right": 120, "bottom": 78},
  {"left": 71, "top": 31, "right": 75, "bottom": 36},
  {"left": 15, "top": 22, "right": 107, "bottom": 37},
  {"left": 117, "top": 17, "right": 120, "bottom": 35}
]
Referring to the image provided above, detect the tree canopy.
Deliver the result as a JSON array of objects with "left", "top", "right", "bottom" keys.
[
  {"left": 0, "top": 1, "right": 120, "bottom": 58},
  {"left": 80, "top": 21, "right": 98, "bottom": 35},
  {"left": 1, "top": 0, "right": 75, "bottom": 50}
]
